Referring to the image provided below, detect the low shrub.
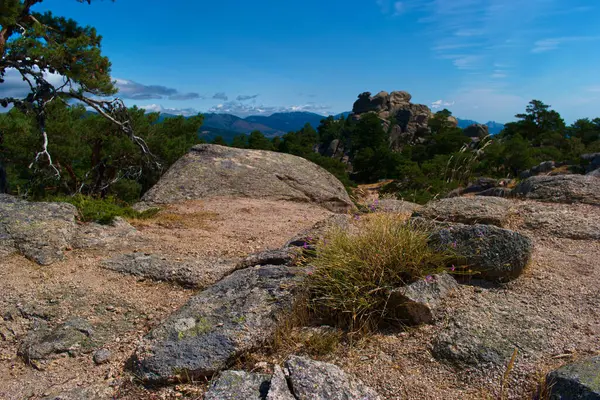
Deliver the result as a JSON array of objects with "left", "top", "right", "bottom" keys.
[
  {"left": 307, "top": 213, "right": 452, "bottom": 333},
  {"left": 52, "top": 194, "right": 159, "bottom": 224}
]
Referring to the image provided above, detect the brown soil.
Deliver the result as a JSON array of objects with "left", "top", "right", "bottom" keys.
[{"left": 1, "top": 197, "right": 599, "bottom": 400}]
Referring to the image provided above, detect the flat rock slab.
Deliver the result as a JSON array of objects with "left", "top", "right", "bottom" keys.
[
  {"left": 285, "top": 356, "right": 381, "bottom": 400},
  {"left": 204, "top": 371, "right": 271, "bottom": 400},
  {"left": 417, "top": 197, "right": 514, "bottom": 227},
  {"left": 519, "top": 203, "right": 600, "bottom": 240},
  {"left": 513, "top": 175, "right": 600, "bottom": 205},
  {"left": 0, "top": 195, "right": 78, "bottom": 265},
  {"left": 130, "top": 264, "right": 306, "bottom": 384},
  {"left": 547, "top": 356, "right": 600, "bottom": 399},
  {"left": 432, "top": 301, "right": 549, "bottom": 369},
  {"left": 18, "top": 319, "right": 94, "bottom": 366},
  {"left": 102, "top": 253, "right": 238, "bottom": 289},
  {"left": 138, "top": 144, "right": 356, "bottom": 213},
  {"left": 430, "top": 223, "right": 533, "bottom": 282},
  {"left": 237, "top": 248, "right": 297, "bottom": 270}
]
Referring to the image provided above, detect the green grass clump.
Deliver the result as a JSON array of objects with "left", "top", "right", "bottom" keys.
[
  {"left": 307, "top": 213, "right": 451, "bottom": 333},
  {"left": 51, "top": 194, "right": 159, "bottom": 224}
]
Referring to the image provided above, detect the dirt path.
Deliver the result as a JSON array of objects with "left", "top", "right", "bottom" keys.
[{"left": 0, "top": 198, "right": 330, "bottom": 400}]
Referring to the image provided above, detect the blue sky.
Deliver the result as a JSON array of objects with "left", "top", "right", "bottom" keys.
[{"left": 23, "top": 0, "right": 600, "bottom": 122}]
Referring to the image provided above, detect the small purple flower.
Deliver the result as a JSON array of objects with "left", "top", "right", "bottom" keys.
[
  {"left": 450, "top": 265, "right": 456, "bottom": 272},
  {"left": 374, "top": 199, "right": 379, "bottom": 205},
  {"left": 306, "top": 236, "right": 313, "bottom": 242},
  {"left": 354, "top": 214, "right": 361, "bottom": 221},
  {"left": 476, "top": 229, "right": 484, "bottom": 238},
  {"left": 303, "top": 242, "right": 309, "bottom": 249},
  {"left": 425, "top": 275, "right": 434, "bottom": 283}
]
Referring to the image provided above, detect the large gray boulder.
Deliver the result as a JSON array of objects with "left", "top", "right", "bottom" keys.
[
  {"left": 285, "top": 356, "right": 381, "bottom": 400},
  {"left": 138, "top": 144, "right": 355, "bottom": 213},
  {"left": 204, "top": 371, "right": 271, "bottom": 400},
  {"left": 130, "top": 264, "right": 306, "bottom": 384},
  {"left": 547, "top": 356, "right": 600, "bottom": 399},
  {"left": 417, "top": 197, "right": 514, "bottom": 227},
  {"left": 0, "top": 195, "right": 78, "bottom": 265},
  {"left": 513, "top": 175, "right": 600, "bottom": 205},
  {"left": 429, "top": 223, "right": 533, "bottom": 282}
]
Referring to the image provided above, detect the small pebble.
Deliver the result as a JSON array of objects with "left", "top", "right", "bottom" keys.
[{"left": 93, "top": 349, "right": 112, "bottom": 365}]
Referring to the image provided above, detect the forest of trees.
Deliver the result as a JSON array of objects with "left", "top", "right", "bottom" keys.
[{"left": 218, "top": 100, "right": 600, "bottom": 203}]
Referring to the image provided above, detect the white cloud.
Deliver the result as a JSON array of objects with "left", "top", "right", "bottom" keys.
[
  {"left": 531, "top": 36, "right": 600, "bottom": 53},
  {"left": 139, "top": 104, "right": 200, "bottom": 117},
  {"left": 1, "top": 68, "right": 70, "bottom": 99},
  {"left": 452, "top": 55, "right": 482, "bottom": 70},
  {"left": 431, "top": 99, "right": 455, "bottom": 109},
  {"left": 207, "top": 100, "right": 331, "bottom": 117}
]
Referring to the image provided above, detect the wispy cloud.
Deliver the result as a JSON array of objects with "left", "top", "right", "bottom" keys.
[
  {"left": 115, "top": 79, "right": 201, "bottom": 101},
  {"left": 406, "top": 0, "right": 576, "bottom": 78},
  {"left": 376, "top": 0, "right": 410, "bottom": 16},
  {"left": 531, "top": 36, "right": 600, "bottom": 53},
  {"left": 212, "top": 92, "right": 228, "bottom": 101}
]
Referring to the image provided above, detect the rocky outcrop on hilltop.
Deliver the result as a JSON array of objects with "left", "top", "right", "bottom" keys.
[
  {"left": 138, "top": 144, "right": 356, "bottom": 213},
  {"left": 351, "top": 91, "right": 434, "bottom": 149}
]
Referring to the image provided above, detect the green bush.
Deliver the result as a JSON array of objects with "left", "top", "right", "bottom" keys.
[
  {"left": 52, "top": 195, "right": 159, "bottom": 224},
  {"left": 306, "top": 214, "right": 452, "bottom": 333}
]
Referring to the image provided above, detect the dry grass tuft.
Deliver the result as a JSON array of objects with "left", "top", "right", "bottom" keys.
[{"left": 306, "top": 213, "right": 453, "bottom": 334}]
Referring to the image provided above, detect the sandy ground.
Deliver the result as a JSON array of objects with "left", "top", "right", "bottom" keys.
[
  {"left": 1, "top": 196, "right": 598, "bottom": 399},
  {"left": 0, "top": 198, "right": 330, "bottom": 400}
]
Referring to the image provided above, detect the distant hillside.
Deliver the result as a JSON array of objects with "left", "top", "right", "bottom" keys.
[
  {"left": 457, "top": 119, "right": 505, "bottom": 135},
  {"left": 157, "top": 111, "right": 505, "bottom": 143},
  {"left": 245, "top": 112, "right": 326, "bottom": 134}
]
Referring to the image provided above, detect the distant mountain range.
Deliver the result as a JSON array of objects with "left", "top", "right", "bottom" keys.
[
  {"left": 159, "top": 111, "right": 505, "bottom": 143},
  {"left": 456, "top": 119, "right": 505, "bottom": 135}
]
